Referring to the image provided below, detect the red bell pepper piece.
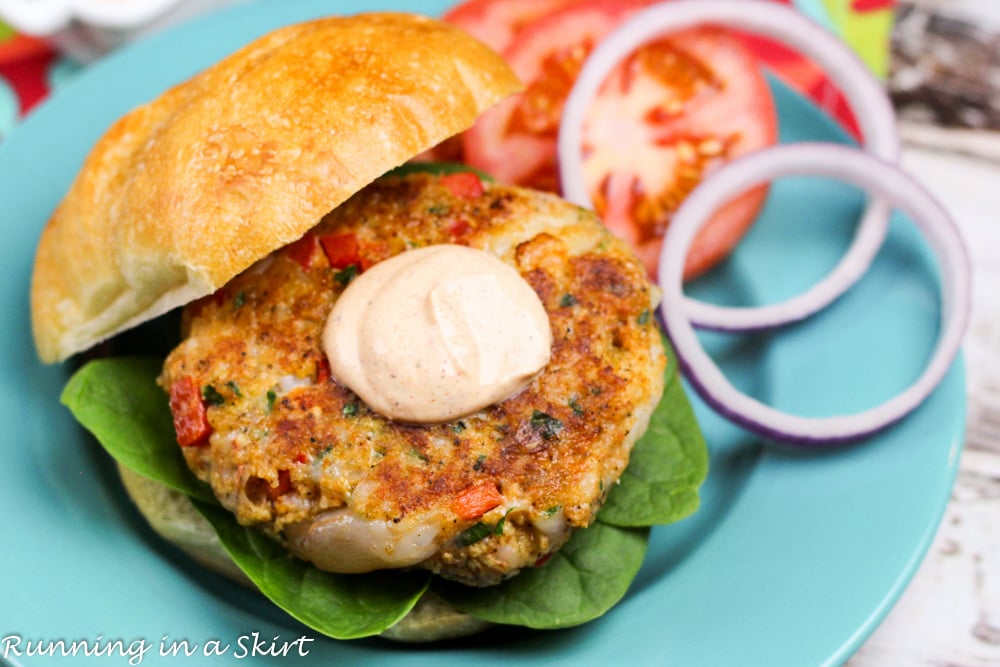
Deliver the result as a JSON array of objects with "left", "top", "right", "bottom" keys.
[
  {"left": 286, "top": 233, "right": 318, "bottom": 270},
  {"left": 168, "top": 377, "right": 212, "bottom": 447},
  {"left": 452, "top": 481, "right": 503, "bottom": 520},
  {"left": 320, "top": 232, "right": 362, "bottom": 269},
  {"left": 439, "top": 172, "right": 484, "bottom": 199}
]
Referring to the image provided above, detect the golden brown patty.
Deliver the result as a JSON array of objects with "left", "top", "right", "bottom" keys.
[{"left": 160, "top": 172, "right": 665, "bottom": 586}]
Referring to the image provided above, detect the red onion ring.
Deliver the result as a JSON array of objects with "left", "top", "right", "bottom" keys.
[
  {"left": 658, "top": 143, "right": 971, "bottom": 445},
  {"left": 557, "top": 0, "right": 899, "bottom": 331}
]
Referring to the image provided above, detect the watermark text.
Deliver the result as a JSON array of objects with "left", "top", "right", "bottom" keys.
[{"left": 1, "top": 632, "right": 314, "bottom": 664}]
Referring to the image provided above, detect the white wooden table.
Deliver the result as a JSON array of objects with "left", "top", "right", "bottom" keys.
[{"left": 847, "top": 139, "right": 1000, "bottom": 666}]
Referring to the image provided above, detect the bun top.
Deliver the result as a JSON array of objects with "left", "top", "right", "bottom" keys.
[{"left": 30, "top": 12, "right": 522, "bottom": 363}]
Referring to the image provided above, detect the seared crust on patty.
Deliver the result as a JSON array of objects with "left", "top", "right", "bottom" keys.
[{"left": 160, "top": 172, "right": 665, "bottom": 586}]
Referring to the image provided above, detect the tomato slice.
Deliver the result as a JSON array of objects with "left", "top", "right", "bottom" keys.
[
  {"left": 462, "top": 0, "right": 646, "bottom": 190},
  {"left": 443, "top": 0, "right": 579, "bottom": 53},
  {"left": 459, "top": 0, "right": 777, "bottom": 279},
  {"left": 586, "top": 25, "right": 778, "bottom": 279},
  {"left": 408, "top": 0, "right": 578, "bottom": 164}
]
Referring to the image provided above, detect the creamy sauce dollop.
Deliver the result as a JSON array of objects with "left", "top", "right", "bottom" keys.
[{"left": 323, "top": 244, "right": 552, "bottom": 423}]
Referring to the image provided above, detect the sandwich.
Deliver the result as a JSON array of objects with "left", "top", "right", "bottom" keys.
[{"left": 31, "top": 11, "right": 707, "bottom": 642}]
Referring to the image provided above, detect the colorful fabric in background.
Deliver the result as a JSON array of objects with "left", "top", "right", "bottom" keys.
[
  {"left": 0, "top": 21, "right": 51, "bottom": 137},
  {"left": 0, "top": 19, "right": 81, "bottom": 140},
  {"left": 0, "top": 1, "right": 895, "bottom": 141},
  {"left": 757, "top": 0, "right": 897, "bottom": 137}
]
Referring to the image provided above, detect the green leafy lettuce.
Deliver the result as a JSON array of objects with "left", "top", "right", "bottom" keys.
[{"left": 60, "top": 334, "right": 707, "bottom": 638}]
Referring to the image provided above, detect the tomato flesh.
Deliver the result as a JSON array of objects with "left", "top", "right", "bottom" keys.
[
  {"left": 455, "top": 0, "right": 777, "bottom": 279},
  {"left": 463, "top": 0, "right": 641, "bottom": 190},
  {"left": 443, "top": 0, "right": 578, "bottom": 52},
  {"left": 418, "top": 0, "right": 582, "bottom": 165},
  {"left": 582, "top": 25, "right": 777, "bottom": 278}
]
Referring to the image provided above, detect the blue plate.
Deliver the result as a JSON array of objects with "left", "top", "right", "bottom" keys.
[{"left": 0, "top": 1, "right": 964, "bottom": 665}]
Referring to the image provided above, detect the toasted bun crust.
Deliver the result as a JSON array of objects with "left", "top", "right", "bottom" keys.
[
  {"left": 116, "top": 464, "right": 491, "bottom": 642},
  {"left": 31, "top": 12, "right": 522, "bottom": 363}
]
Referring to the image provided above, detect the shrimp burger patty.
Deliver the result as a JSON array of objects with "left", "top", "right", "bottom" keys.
[
  {"left": 162, "top": 171, "right": 664, "bottom": 588},
  {"left": 30, "top": 11, "right": 680, "bottom": 642}
]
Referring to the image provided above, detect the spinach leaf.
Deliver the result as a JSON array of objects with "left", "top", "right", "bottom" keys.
[
  {"left": 436, "top": 521, "right": 649, "bottom": 629},
  {"left": 598, "top": 339, "right": 708, "bottom": 526},
  {"left": 63, "top": 357, "right": 431, "bottom": 638},
  {"left": 382, "top": 161, "right": 493, "bottom": 181},
  {"left": 598, "top": 336, "right": 709, "bottom": 527},
  {"left": 62, "top": 332, "right": 707, "bottom": 636},
  {"left": 61, "top": 357, "right": 213, "bottom": 502},
  {"left": 194, "top": 500, "right": 430, "bottom": 639}
]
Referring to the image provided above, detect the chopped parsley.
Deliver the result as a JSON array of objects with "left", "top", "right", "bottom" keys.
[
  {"left": 637, "top": 309, "right": 651, "bottom": 326},
  {"left": 334, "top": 264, "right": 359, "bottom": 286},
  {"left": 266, "top": 389, "right": 277, "bottom": 413},
  {"left": 342, "top": 402, "right": 359, "bottom": 417},
  {"left": 452, "top": 421, "right": 467, "bottom": 434},
  {"left": 473, "top": 454, "right": 487, "bottom": 471},
  {"left": 427, "top": 204, "right": 451, "bottom": 216},
  {"left": 202, "top": 385, "right": 226, "bottom": 407},
  {"left": 233, "top": 291, "right": 246, "bottom": 309},
  {"left": 226, "top": 381, "right": 242, "bottom": 398},
  {"left": 569, "top": 397, "right": 585, "bottom": 416},
  {"left": 495, "top": 507, "right": 515, "bottom": 536},
  {"left": 544, "top": 505, "right": 562, "bottom": 517},
  {"left": 531, "top": 410, "right": 563, "bottom": 441},
  {"left": 559, "top": 293, "right": 578, "bottom": 308},
  {"left": 457, "top": 522, "right": 492, "bottom": 547}
]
